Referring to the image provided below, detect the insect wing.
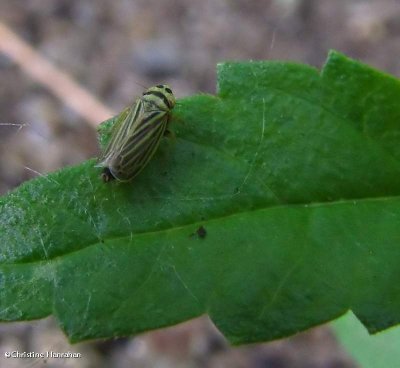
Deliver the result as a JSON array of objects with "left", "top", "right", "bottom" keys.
[
  {"left": 100, "top": 103, "right": 142, "bottom": 164},
  {"left": 98, "top": 84, "right": 175, "bottom": 182},
  {"left": 113, "top": 106, "right": 169, "bottom": 180}
]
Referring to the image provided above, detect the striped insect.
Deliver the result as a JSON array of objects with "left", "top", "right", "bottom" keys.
[{"left": 98, "top": 85, "right": 176, "bottom": 182}]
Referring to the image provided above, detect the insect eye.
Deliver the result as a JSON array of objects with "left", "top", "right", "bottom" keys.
[
  {"left": 165, "top": 87, "right": 172, "bottom": 94},
  {"left": 156, "top": 84, "right": 164, "bottom": 88}
]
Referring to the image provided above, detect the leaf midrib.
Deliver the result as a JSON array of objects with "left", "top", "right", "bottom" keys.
[{"left": 3, "top": 194, "right": 399, "bottom": 267}]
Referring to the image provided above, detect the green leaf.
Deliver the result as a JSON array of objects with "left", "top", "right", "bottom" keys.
[
  {"left": 332, "top": 312, "right": 400, "bottom": 368},
  {"left": 1, "top": 51, "right": 400, "bottom": 344}
]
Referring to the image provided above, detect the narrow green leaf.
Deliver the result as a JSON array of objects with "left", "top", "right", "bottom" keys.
[
  {"left": 1, "top": 51, "right": 400, "bottom": 344},
  {"left": 333, "top": 312, "right": 400, "bottom": 368}
]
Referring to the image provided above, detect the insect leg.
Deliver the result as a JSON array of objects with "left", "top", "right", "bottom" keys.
[{"left": 101, "top": 167, "right": 116, "bottom": 182}]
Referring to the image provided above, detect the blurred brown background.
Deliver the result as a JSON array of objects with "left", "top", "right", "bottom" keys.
[{"left": 0, "top": 0, "right": 399, "bottom": 367}]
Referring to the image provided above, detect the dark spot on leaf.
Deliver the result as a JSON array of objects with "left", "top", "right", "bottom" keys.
[
  {"left": 196, "top": 226, "right": 207, "bottom": 239},
  {"left": 190, "top": 225, "right": 207, "bottom": 239}
]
